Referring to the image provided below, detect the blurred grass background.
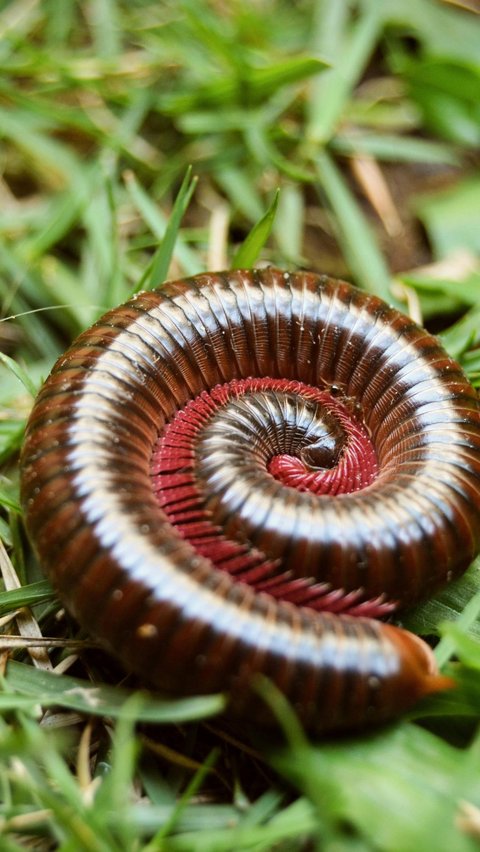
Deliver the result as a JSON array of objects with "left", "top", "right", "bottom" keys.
[{"left": 1, "top": 0, "right": 480, "bottom": 849}]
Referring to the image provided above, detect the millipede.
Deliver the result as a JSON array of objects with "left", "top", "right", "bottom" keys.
[{"left": 19, "top": 269, "right": 480, "bottom": 733}]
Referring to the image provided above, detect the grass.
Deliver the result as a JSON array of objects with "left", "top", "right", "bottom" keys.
[{"left": 1, "top": 0, "right": 480, "bottom": 848}]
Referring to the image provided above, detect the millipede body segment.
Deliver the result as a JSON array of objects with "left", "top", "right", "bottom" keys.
[{"left": 20, "top": 270, "right": 480, "bottom": 733}]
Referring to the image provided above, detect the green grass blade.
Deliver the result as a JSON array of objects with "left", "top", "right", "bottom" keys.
[
  {"left": 403, "top": 562, "right": 480, "bottom": 640},
  {"left": 87, "top": 0, "right": 121, "bottom": 58},
  {"left": 307, "top": 0, "right": 383, "bottom": 144},
  {"left": 132, "top": 167, "right": 198, "bottom": 293},
  {"left": 439, "top": 304, "right": 480, "bottom": 358},
  {"left": 434, "top": 588, "right": 480, "bottom": 668},
  {"left": 439, "top": 625, "right": 480, "bottom": 672},
  {"left": 244, "top": 56, "right": 329, "bottom": 101},
  {"left": 331, "top": 133, "right": 459, "bottom": 165},
  {"left": 314, "top": 150, "right": 396, "bottom": 302},
  {"left": 3, "top": 661, "right": 226, "bottom": 722},
  {"left": 0, "top": 580, "right": 54, "bottom": 616},
  {"left": 161, "top": 57, "right": 327, "bottom": 113},
  {"left": 146, "top": 750, "right": 219, "bottom": 847},
  {"left": 274, "top": 724, "right": 480, "bottom": 852},
  {"left": 231, "top": 190, "right": 279, "bottom": 268},
  {"left": 124, "top": 170, "right": 201, "bottom": 276},
  {"left": 0, "top": 352, "right": 37, "bottom": 398}
]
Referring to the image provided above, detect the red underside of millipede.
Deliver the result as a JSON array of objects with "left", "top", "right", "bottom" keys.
[{"left": 150, "top": 378, "right": 393, "bottom": 617}]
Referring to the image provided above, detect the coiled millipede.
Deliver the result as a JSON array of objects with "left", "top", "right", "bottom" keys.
[{"left": 20, "top": 269, "right": 480, "bottom": 733}]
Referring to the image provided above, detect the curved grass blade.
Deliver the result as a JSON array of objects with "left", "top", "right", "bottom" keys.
[
  {"left": 0, "top": 580, "right": 53, "bottom": 616},
  {"left": 131, "top": 167, "right": 198, "bottom": 294},
  {"left": 231, "top": 189, "right": 279, "bottom": 268},
  {"left": 0, "top": 352, "right": 37, "bottom": 398},
  {"left": 3, "top": 660, "right": 225, "bottom": 723},
  {"left": 314, "top": 150, "right": 397, "bottom": 304}
]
